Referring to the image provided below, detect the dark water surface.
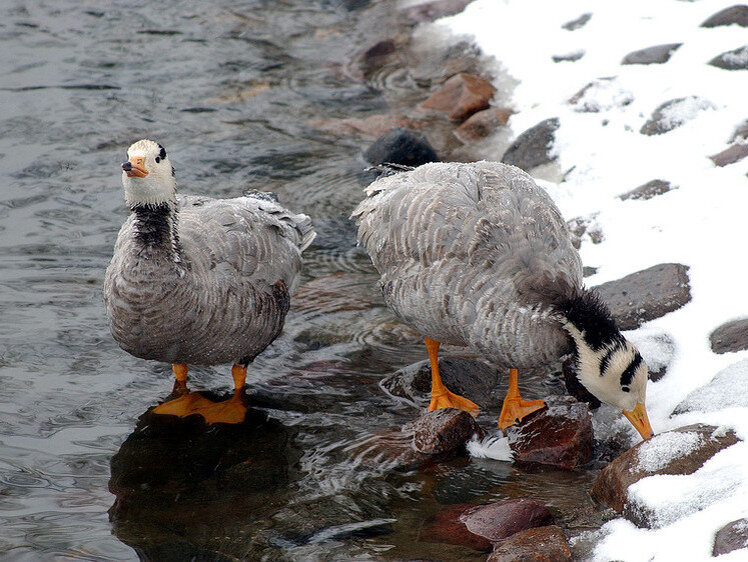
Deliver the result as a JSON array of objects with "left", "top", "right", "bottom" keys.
[{"left": 0, "top": 1, "right": 596, "bottom": 559}]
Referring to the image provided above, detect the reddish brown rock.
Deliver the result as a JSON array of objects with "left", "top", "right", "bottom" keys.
[
  {"left": 488, "top": 525, "right": 573, "bottom": 562},
  {"left": 454, "top": 107, "right": 513, "bottom": 143},
  {"left": 710, "top": 142, "right": 748, "bottom": 166},
  {"left": 506, "top": 396, "right": 593, "bottom": 470},
  {"left": 418, "top": 73, "right": 496, "bottom": 122},
  {"left": 412, "top": 408, "right": 483, "bottom": 454},
  {"left": 590, "top": 424, "right": 740, "bottom": 513},
  {"left": 462, "top": 499, "right": 554, "bottom": 544},
  {"left": 308, "top": 114, "right": 424, "bottom": 138},
  {"left": 713, "top": 518, "right": 748, "bottom": 556},
  {"left": 423, "top": 503, "right": 494, "bottom": 551}
]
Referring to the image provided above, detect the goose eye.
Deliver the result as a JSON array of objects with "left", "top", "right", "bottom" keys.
[{"left": 155, "top": 156, "right": 161, "bottom": 163}]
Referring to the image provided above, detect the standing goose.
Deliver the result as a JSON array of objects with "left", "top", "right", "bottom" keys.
[
  {"left": 352, "top": 161, "right": 653, "bottom": 440},
  {"left": 104, "top": 139, "right": 315, "bottom": 423}
]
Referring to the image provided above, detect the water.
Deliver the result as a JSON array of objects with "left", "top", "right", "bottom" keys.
[{"left": 0, "top": 1, "right": 598, "bottom": 559}]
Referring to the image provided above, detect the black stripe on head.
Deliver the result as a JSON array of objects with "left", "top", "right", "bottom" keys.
[
  {"left": 158, "top": 144, "right": 167, "bottom": 160},
  {"left": 599, "top": 342, "right": 623, "bottom": 376},
  {"left": 620, "top": 352, "right": 643, "bottom": 388}
]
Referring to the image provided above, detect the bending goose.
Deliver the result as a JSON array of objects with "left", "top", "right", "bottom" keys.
[
  {"left": 352, "top": 161, "right": 653, "bottom": 440},
  {"left": 104, "top": 139, "right": 315, "bottom": 423}
]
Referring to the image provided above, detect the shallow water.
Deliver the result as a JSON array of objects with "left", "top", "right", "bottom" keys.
[{"left": 0, "top": 1, "right": 598, "bottom": 559}]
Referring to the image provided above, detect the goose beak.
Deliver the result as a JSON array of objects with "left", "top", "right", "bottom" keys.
[
  {"left": 622, "top": 402, "right": 654, "bottom": 440},
  {"left": 122, "top": 156, "right": 148, "bottom": 178}
]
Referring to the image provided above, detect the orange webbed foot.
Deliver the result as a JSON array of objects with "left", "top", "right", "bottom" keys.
[{"left": 428, "top": 388, "right": 480, "bottom": 418}]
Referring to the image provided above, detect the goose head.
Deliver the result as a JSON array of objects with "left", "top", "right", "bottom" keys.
[
  {"left": 121, "top": 139, "right": 176, "bottom": 207},
  {"left": 559, "top": 291, "right": 654, "bottom": 440}
]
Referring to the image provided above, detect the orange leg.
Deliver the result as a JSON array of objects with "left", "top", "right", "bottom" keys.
[
  {"left": 173, "top": 363, "right": 188, "bottom": 391},
  {"left": 497, "top": 368, "right": 546, "bottom": 429},
  {"left": 425, "top": 337, "right": 479, "bottom": 417}
]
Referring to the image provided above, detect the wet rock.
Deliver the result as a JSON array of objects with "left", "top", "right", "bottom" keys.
[
  {"left": 621, "top": 43, "right": 682, "bottom": 65},
  {"left": 424, "top": 499, "right": 554, "bottom": 551},
  {"left": 590, "top": 424, "right": 740, "bottom": 513},
  {"left": 488, "top": 525, "right": 573, "bottom": 562},
  {"left": 379, "top": 356, "right": 499, "bottom": 410},
  {"left": 700, "top": 5, "right": 748, "bottom": 27},
  {"left": 569, "top": 78, "right": 633, "bottom": 113},
  {"left": 349, "top": 37, "right": 401, "bottom": 81},
  {"left": 713, "top": 518, "right": 748, "bottom": 556},
  {"left": 562, "top": 13, "right": 592, "bottom": 31},
  {"left": 710, "top": 142, "right": 748, "bottom": 166},
  {"left": 709, "top": 45, "right": 748, "bottom": 70},
  {"left": 619, "top": 179, "right": 674, "bottom": 201},
  {"left": 710, "top": 318, "right": 748, "bottom": 353},
  {"left": 308, "top": 114, "right": 424, "bottom": 138},
  {"left": 501, "top": 118, "right": 560, "bottom": 172},
  {"left": 641, "top": 96, "right": 716, "bottom": 135},
  {"left": 454, "top": 107, "right": 513, "bottom": 143},
  {"left": 506, "top": 396, "right": 594, "bottom": 470},
  {"left": 552, "top": 50, "right": 585, "bottom": 63},
  {"left": 418, "top": 73, "right": 496, "bottom": 122},
  {"left": 399, "top": 0, "right": 477, "bottom": 24},
  {"left": 593, "top": 263, "right": 692, "bottom": 330},
  {"left": 363, "top": 128, "right": 439, "bottom": 167},
  {"left": 673, "top": 358, "right": 748, "bottom": 414},
  {"left": 412, "top": 407, "right": 484, "bottom": 454}
]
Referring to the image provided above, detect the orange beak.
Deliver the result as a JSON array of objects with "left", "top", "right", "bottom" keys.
[
  {"left": 122, "top": 156, "right": 148, "bottom": 178},
  {"left": 622, "top": 402, "right": 654, "bottom": 440}
]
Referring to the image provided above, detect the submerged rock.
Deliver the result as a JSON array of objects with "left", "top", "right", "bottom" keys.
[
  {"left": 709, "top": 45, "right": 748, "bottom": 70},
  {"left": 589, "top": 424, "right": 740, "bottom": 514},
  {"left": 488, "top": 525, "right": 573, "bottom": 562},
  {"left": 621, "top": 43, "right": 681, "bottom": 65},
  {"left": 593, "top": 263, "right": 692, "bottom": 330},
  {"left": 709, "top": 318, "right": 748, "bottom": 353},
  {"left": 506, "top": 396, "right": 594, "bottom": 470},
  {"left": 700, "top": 5, "right": 748, "bottom": 28},
  {"left": 673, "top": 358, "right": 748, "bottom": 414},
  {"left": 640, "top": 96, "right": 716, "bottom": 135},
  {"left": 619, "top": 179, "right": 674, "bottom": 201},
  {"left": 713, "top": 518, "right": 748, "bottom": 556},
  {"left": 418, "top": 72, "right": 496, "bottom": 122},
  {"left": 501, "top": 118, "right": 560, "bottom": 172}
]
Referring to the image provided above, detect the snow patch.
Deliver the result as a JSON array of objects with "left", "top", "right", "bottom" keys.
[{"left": 636, "top": 431, "right": 704, "bottom": 473}]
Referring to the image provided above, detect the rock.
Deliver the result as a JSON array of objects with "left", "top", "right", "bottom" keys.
[
  {"left": 454, "top": 107, "right": 513, "bottom": 143},
  {"left": 552, "top": 50, "right": 585, "bottom": 63},
  {"left": 710, "top": 142, "right": 748, "bottom": 166},
  {"left": 418, "top": 73, "right": 496, "bottom": 122},
  {"left": 713, "top": 518, "right": 748, "bottom": 556},
  {"left": 621, "top": 43, "right": 682, "bottom": 65},
  {"left": 583, "top": 266, "right": 598, "bottom": 277},
  {"left": 308, "top": 114, "right": 424, "bottom": 138},
  {"left": 619, "top": 179, "right": 674, "bottom": 201},
  {"left": 501, "top": 118, "right": 560, "bottom": 172},
  {"left": 399, "top": 0, "right": 477, "bottom": 24},
  {"left": 462, "top": 499, "right": 554, "bottom": 544},
  {"left": 673, "top": 358, "right": 748, "bottom": 414},
  {"left": 363, "top": 128, "right": 439, "bottom": 167},
  {"left": 569, "top": 78, "right": 633, "bottom": 113},
  {"left": 423, "top": 503, "right": 494, "bottom": 551},
  {"left": 412, "top": 407, "right": 483, "bottom": 454},
  {"left": 710, "top": 318, "right": 748, "bottom": 353},
  {"left": 488, "top": 525, "right": 573, "bottom": 562},
  {"left": 567, "top": 214, "right": 604, "bottom": 248},
  {"left": 562, "top": 13, "right": 591, "bottom": 31},
  {"left": 379, "top": 356, "right": 499, "bottom": 410},
  {"left": 700, "top": 5, "right": 748, "bottom": 27},
  {"left": 506, "top": 396, "right": 594, "bottom": 470},
  {"left": 730, "top": 118, "right": 748, "bottom": 141},
  {"left": 640, "top": 96, "right": 716, "bottom": 135},
  {"left": 709, "top": 45, "right": 748, "bottom": 70},
  {"left": 593, "top": 263, "right": 692, "bottom": 330},
  {"left": 589, "top": 424, "right": 740, "bottom": 513}
]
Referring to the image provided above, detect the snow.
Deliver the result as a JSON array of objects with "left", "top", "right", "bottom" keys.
[
  {"left": 636, "top": 431, "right": 704, "bottom": 473},
  {"left": 435, "top": 0, "right": 748, "bottom": 559}
]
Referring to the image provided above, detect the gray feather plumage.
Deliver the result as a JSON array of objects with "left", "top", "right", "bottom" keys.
[
  {"left": 351, "top": 161, "right": 583, "bottom": 370},
  {"left": 104, "top": 193, "right": 315, "bottom": 366}
]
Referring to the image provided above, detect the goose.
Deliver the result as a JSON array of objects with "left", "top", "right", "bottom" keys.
[
  {"left": 104, "top": 139, "right": 315, "bottom": 423},
  {"left": 351, "top": 161, "right": 653, "bottom": 440}
]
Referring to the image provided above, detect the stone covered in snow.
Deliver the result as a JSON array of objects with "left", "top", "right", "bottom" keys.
[
  {"left": 569, "top": 78, "right": 634, "bottom": 113},
  {"left": 673, "top": 358, "right": 748, "bottom": 414},
  {"left": 713, "top": 518, "right": 748, "bottom": 556},
  {"left": 501, "top": 117, "right": 560, "bottom": 171},
  {"left": 709, "top": 318, "right": 748, "bottom": 353},
  {"left": 640, "top": 96, "right": 716, "bottom": 135},
  {"left": 709, "top": 45, "right": 748, "bottom": 71},
  {"left": 590, "top": 424, "right": 740, "bottom": 514}
]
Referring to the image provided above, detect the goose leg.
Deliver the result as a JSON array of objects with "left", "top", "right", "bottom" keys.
[
  {"left": 425, "top": 337, "right": 480, "bottom": 417},
  {"left": 498, "top": 368, "right": 546, "bottom": 429}
]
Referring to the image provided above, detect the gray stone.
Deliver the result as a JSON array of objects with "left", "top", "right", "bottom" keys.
[
  {"left": 562, "top": 13, "right": 591, "bottom": 31},
  {"left": 593, "top": 263, "right": 692, "bottom": 330},
  {"left": 701, "top": 5, "right": 748, "bottom": 28},
  {"left": 709, "top": 45, "right": 748, "bottom": 70},
  {"left": 488, "top": 526, "right": 573, "bottom": 562},
  {"left": 619, "top": 179, "right": 674, "bottom": 201},
  {"left": 622, "top": 43, "right": 682, "bottom": 65},
  {"left": 552, "top": 50, "right": 585, "bottom": 63},
  {"left": 713, "top": 518, "right": 748, "bottom": 556},
  {"left": 710, "top": 142, "right": 748, "bottom": 166},
  {"left": 641, "top": 96, "right": 716, "bottom": 135},
  {"left": 501, "top": 118, "right": 560, "bottom": 172},
  {"left": 710, "top": 318, "right": 748, "bottom": 353},
  {"left": 673, "top": 358, "right": 748, "bottom": 414}
]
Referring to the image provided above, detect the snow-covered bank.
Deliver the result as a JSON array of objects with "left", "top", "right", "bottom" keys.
[{"left": 439, "top": 0, "right": 748, "bottom": 559}]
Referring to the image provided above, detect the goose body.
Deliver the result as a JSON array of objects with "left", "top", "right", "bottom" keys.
[{"left": 352, "top": 161, "right": 653, "bottom": 439}]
